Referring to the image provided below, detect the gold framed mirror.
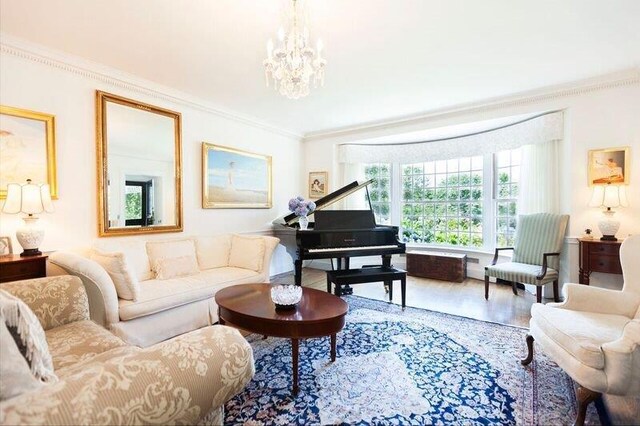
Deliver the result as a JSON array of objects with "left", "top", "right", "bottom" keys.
[{"left": 96, "top": 91, "right": 183, "bottom": 236}]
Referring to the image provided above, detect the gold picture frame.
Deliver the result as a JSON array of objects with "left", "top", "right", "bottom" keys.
[
  {"left": 309, "top": 171, "right": 328, "bottom": 198},
  {"left": 0, "top": 105, "right": 57, "bottom": 199},
  {"left": 96, "top": 91, "right": 183, "bottom": 236},
  {"left": 202, "top": 143, "right": 272, "bottom": 209},
  {"left": 588, "top": 146, "right": 630, "bottom": 186}
]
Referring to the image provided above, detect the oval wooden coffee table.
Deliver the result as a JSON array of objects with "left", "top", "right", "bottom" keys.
[{"left": 215, "top": 283, "right": 348, "bottom": 395}]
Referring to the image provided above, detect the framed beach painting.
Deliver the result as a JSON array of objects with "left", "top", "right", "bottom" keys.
[
  {"left": 588, "top": 146, "right": 630, "bottom": 185},
  {"left": 0, "top": 106, "right": 57, "bottom": 199},
  {"left": 202, "top": 143, "right": 272, "bottom": 208},
  {"left": 309, "top": 171, "right": 328, "bottom": 198}
]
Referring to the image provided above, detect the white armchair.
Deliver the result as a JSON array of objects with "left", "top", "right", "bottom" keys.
[{"left": 521, "top": 235, "right": 640, "bottom": 425}]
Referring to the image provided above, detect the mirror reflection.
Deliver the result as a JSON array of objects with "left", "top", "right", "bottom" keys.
[{"left": 97, "top": 91, "right": 182, "bottom": 236}]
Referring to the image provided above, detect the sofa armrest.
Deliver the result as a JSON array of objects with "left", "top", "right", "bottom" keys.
[
  {"left": 601, "top": 319, "right": 640, "bottom": 395},
  {"left": 0, "top": 276, "right": 89, "bottom": 331},
  {"left": 49, "top": 252, "right": 120, "bottom": 328},
  {"left": 0, "top": 325, "right": 255, "bottom": 425},
  {"left": 553, "top": 283, "right": 640, "bottom": 318},
  {"left": 259, "top": 236, "right": 280, "bottom": 281}
]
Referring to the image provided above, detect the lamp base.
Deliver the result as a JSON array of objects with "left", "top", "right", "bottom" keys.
[
  {"left": 20, "top": 248, "right": 43, "bottom": 257},
  {"left": 597, "top": 209, "right": 619, "bottom": 243}
]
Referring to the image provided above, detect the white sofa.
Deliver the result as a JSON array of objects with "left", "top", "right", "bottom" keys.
[{"left": 49, "top": 234, "right": 279, "bottom": 347}]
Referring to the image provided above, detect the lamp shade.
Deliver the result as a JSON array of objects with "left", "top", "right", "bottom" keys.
[
  {"left": 588, "top": 185, "right": 628, "bottom": 208},
  {"left": 2, "top": 179, "right": 54, "bottom": 214}
]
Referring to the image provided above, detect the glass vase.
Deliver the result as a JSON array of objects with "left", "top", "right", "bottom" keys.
[{"left": 299, "top": 215, "right": 309, "bottom": 230}]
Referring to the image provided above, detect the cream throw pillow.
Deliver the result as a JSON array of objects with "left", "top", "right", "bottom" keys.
[
  {"left": 0, "top": 321, "right": 43, "bottom": 400},
  {"left": 228, "top": 234, "right": 265, "bottom": 272},
  {"left": 195, "top": 235, "right": 232, "bottom": 270},
  {"left": 0, "top": 290, "right": 57, "bottom": 383},
  {"left": 90, "top": 249, "right": 140, "bottom": 301},
  {"left": 153, "top": 255, "right": 200, "bottom": 280},
  {"left": 94, "top": 240, "right": 153, "bottom": 281},
  {"left": 147, "top": 239, "right": 199, "bottom": 279}
]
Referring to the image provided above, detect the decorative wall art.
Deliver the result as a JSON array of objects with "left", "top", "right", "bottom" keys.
[
  {"left": 202, "top": 143, "right": 272, "bottom": 208},
  {"left": 588, "top": 146, "right": 630, "bottom": 185},
  {"left": 0, "top": 106, "right": 57, "bottom": 199},
  {"left": 309, "top": 171, "right": 328, "bottom": 198},
  {"left": 0, "top": 236, "right": 12, "bottom": 255}
]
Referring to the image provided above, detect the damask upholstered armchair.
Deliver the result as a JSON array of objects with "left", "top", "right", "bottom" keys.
[
  {"left": 0, "top": 275, "right": 255, "bottom": 425},
  {"left": 521, "top": 235, "right": 640, "bottom": 426},
  {"left": 484, "top": 213, "right": 569, "bottom": 303}
]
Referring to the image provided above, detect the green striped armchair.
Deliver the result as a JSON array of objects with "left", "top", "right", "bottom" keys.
[{"left": 485, "top": 213, "right": 569, "bottom": 303}]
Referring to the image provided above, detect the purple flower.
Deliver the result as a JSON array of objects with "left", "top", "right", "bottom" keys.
[
  {"left": 294, "top": 206, "right": 308, "bottom": 217},
  {"left": 307, "top": 201, "right": 316, "bottom": 211},
  {"left": 296, "top": 195, "right": 305, "bottom": 202},
  {"left": 288, "top": 198, "right": 299, "bottom": 212}
]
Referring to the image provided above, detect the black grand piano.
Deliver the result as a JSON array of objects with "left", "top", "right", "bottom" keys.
[{"left": 273, "top": 179, "right": 406, "bottom": 294}]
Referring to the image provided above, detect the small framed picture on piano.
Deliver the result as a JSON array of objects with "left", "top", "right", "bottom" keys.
[{"left": 309, "top": 171, "right": 328, "bottom": 198}]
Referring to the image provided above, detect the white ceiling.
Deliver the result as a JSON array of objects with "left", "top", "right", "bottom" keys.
[{"left": 1, "top": 0, "right": 639, "bottom": 136}]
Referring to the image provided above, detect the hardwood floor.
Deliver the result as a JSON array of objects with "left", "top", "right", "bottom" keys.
[
  {"left": 273, "top": 267, "right": 534, "bottom": 327},
  {"left": 272, "top": 267, "right": 640, "bottom": 425}
]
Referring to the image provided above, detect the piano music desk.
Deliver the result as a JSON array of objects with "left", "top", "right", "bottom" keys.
[{"left": 326, "top": 266, "right": 407, "bottom": 308}]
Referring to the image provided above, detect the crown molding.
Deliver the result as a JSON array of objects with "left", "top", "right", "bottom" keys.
[
  {"left": 304, "top": 67, "right": 640, "bottom": 143},
  {"left": 0, "top": 33, "right": 303, "bottom": 140}
]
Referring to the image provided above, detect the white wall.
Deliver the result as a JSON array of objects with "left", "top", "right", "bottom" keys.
[
  {"left": 0, "top": 51, "right": 303, "bottom": 274},
  {"left": 304, "top": 80, "right": 640, "bottom": 289}
]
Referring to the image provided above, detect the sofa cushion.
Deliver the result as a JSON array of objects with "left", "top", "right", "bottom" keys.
[
  {"left": 90, "top": 249, "right": 140, "bottom": 301},
  {"left": 94, "top": 240, "right": 153, "bottom": 281},
  {"left": 45, "top": 320, "right": 127, "bottom": 371},
  {"left": 118, "top": 268, "right": 260, "bottom": 321},
  {"left": 195, "top": 235, "right": 232, "bottom": 270},
  {"left": 154, "top": 255, "right": 200, "bottom": 280},
  {"left": 531, "top": 303, "right": 630, "bottom": 369},
  {"left": 229, "top": 234, "right": 265, "bottom": 272}
]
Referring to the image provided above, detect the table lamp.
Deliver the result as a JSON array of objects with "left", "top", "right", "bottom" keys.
[
  {"left": 588, "top": 183, "right": 628, "bottom": 241},
  {"left": 2, "top": 179, "right": 54, "bottom": 256}
]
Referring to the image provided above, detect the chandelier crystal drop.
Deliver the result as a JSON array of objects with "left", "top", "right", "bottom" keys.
[{"left": 263, "top": 0, "right": 326, "bottom": 99}]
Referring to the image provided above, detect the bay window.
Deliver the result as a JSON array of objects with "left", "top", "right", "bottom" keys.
[{"left": 363, "top": 147, "right": 522, "bottom": 250}]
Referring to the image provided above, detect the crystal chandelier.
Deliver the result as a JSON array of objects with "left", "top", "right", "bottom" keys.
[{"left": 263, "top": 0, "right": 326, "bottom": 99}]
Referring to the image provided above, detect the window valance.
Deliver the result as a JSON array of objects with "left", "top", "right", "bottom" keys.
[{"left": 337, "top": 110, "right": 564, "bottom": 164}]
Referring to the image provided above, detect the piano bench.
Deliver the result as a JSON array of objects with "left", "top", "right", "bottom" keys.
[{"left": 326, "top": 266, "right": 406, "bottom": 308}]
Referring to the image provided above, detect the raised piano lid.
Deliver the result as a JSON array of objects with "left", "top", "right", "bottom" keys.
[{"left": 272, "top": 179, "right": 374, "bottom": 226}]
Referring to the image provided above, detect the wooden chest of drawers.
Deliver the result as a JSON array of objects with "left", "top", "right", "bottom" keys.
[
  {"left": 578, "top": 238, "right": 622, "bottom": 285},
  {"left": 406, "top": 251, "right": 467, "bottom": 282},
  {"left": 0, "top": 254, "right": 48, "bottom": 283}
]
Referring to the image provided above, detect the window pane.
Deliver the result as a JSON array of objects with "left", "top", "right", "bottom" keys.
[
  {"left": 494, "top": 148, "right": 521, "bottom": 247},
  {"left": 365, "top": 163, "right": 392, "bottom": 225},
  {"left": 401, "top": 156, "right": 483, "bottom": 247}
]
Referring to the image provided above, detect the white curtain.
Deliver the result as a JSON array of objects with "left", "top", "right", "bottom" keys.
[{"left": 517, "top": 140, "right": 561, "bottom": 215}]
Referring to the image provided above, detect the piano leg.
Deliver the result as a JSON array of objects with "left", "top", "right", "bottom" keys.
[
  {"left": 294, "top": 258, "right": 303, "bottom": 286},
  {"left": 382, "top": 254, "right": 392, "bottom": 294},
  {"left": 340, "top": 257, "right": 354, "bottom": 295}
]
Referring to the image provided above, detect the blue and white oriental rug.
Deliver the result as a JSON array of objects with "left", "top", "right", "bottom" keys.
[{"left": 225, "top": 296, "right": 596, "bottom": 425}]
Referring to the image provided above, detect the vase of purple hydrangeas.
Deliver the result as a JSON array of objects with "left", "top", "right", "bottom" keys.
[{"left": 288, "top": 196, "right": 316, "bottom": 230}]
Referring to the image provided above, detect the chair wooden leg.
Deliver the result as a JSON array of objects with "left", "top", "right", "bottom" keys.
[
  {"left": 575, "top": 386, "right": 601, "bottom": 426},
  {"left": 553, "top": 280, "right": 559, "bottom": 302},
  {"left": 536, "top": 286, "right": 542, "bottom": 303},
  {"left": 520, "top": 334, "right": 534, "bottom": 365},
  {"left": 511, "top": 281, "right": 518, "bottom": 296},
  {"left": 484, "top": 275, "right": 489, "bottom": 300}
]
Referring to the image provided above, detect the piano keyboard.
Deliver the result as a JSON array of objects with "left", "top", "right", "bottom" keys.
[{"left": 308, "top": 245, "right": 399, "bottom": 253}]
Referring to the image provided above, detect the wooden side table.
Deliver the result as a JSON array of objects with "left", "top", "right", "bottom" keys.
[
  {"left": 0, "top": 253, "right": 49, "bottom": 283},
  {"left": 578, "top": 238, "right": 622, "bottom": 285}
]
